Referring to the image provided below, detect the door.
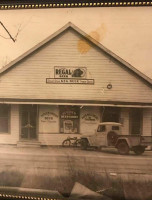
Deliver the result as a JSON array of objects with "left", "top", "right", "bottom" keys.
[
  {"left": 130, "top": 108, "right": 143, "bottom": 135},
  {"left": 20, "top": 105, "right": 37, "bottom": 140},
  {"left": 94, "top": 125, "right": 107, "bottom": 146}
]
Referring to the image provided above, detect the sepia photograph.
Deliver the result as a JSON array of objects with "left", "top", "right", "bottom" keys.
[{"left": 0, "top": 5, "right": 152, "bottom": 200}]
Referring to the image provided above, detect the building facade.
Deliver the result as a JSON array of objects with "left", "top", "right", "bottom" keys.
[{"left": 0, "top": 22, "right": 152, "bottom": 146}]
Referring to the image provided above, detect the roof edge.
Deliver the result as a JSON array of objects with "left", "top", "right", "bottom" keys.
[
  {"left": 0, "top": 21, "right": 152, "bottom": 86},
  {"left": 0, "top": 22, "right": 72, "bottom": 74}
]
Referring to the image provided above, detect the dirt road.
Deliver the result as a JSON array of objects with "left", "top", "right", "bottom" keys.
[{"left": 0, "top": 146, "right": 152, "bottom": 177}]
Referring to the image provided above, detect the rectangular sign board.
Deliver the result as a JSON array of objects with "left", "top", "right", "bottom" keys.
[
  {"left": 46, "top": 78, "right": 94, "bottom": 84},
  {"left": 54, "top": 66, "right": 87, "bottom": 79}
]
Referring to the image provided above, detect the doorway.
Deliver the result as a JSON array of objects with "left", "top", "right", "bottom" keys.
[
  {"left": 130, "top": 108, "right": 143, "bottom": 135},
  {"left": 20, "top": 105, "right": 37, "bottom": 140}
]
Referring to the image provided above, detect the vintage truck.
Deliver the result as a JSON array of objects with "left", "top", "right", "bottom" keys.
[{"left": 80, "top": 122, "right": 152, "bottom": 155}]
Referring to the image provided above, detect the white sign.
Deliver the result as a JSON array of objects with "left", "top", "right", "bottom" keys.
[
  {"left": 41, "top": 112, "right": 58, "bottom": 123},
  {"left": 82, "top": 114, "right": 99, "bottom": 121},
  {"left": 46, "top": 78, "right": 94, "bottom": 84}
]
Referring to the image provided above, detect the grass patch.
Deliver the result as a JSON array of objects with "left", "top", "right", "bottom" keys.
[
  {"left": 0, "top": 169, "right": 124, "bottom": 199},
  {"left": 0, "top": 170, "right": 24, "bottom": 187},
  {"left": 0, "top": 161, "right": 151, "bottom": 200}
]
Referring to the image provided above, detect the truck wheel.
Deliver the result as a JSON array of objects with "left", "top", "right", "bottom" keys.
[
  {"left": 133, "top": 146, "right": 145, "bottom": 155},
  {"left": 107, "top": 131, "right": 118, "bottom": 146},
  {"left": 117, "top": 141, "right": 130, "bottom": 155},
  {"left": 94, "top": 146, "right": 102, "bottom": 151},
  {"left": 81, "top": 139, "right": 89, "bottom": 150}
]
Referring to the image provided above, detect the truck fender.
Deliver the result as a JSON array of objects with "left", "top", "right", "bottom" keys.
[
  {"left": 85, "top": 137, "right": 95, "bottom": 146},
  {"left": 115, "top": 138, "right": 131, "bottom": 148},
  {"left": 81, "top": 137, "right": 90, "bottom": 145},
  {"left": 86, "top": 138, "right": 92, "bottom": 145}
]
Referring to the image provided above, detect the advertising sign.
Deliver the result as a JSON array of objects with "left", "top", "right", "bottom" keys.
[
  {"left": 54, "top": 67, "right": 87, "bottom": 79},
  {"left": 46, "top": 66, "right": 94, "bottom": 84},
  {"left": 41, "top": 111, "right": 58, "bottom": 123}
]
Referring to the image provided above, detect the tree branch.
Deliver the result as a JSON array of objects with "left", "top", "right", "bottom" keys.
[
  {"left": 0, "top": 34, "right": 10, "bottom": 40},
  {"left": 0, "top": 21, "right": 16, "bottom": 42},
  {"left": 14, "top": 24, "right": 22, "bottom": 41}
]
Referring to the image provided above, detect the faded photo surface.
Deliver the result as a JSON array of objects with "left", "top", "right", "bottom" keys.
[{"left": 0, "top": 7, "right": 152, "bottom": 200}]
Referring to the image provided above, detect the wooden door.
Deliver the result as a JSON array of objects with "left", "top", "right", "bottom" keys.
[{"left": 20, "top": 105, "right": 37, "bottom": 140}]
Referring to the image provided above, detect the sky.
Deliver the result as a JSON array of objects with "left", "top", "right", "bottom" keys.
[{"left": 0, "top": 7, "right": 152, "bottom": 78}]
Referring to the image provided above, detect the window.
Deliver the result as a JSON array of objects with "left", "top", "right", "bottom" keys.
[
  {"left": 97, "top": 125, "right": 106, "bottom": 132},
  {"left": 112, "top": 126, "right": 119, "bottom": 131},
  {"left": 60, "top": 106, "right": 79, "bottom": 134},
  {"left": 0, "top": 105, "right": 10, "bottom": 133},
  {"left": 102, "top": 107, "right": 120, "bottom": 122}
]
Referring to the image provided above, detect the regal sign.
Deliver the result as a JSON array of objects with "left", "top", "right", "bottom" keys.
[
  {"left": 55, "top": 67, "right": 87, "bottom": 79},
  {"left": 46, "top": 66, "right": 94, "bottom": 85}
]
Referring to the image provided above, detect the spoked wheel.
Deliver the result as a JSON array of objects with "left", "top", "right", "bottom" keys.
[
  {"left": 75, "top": 139, "right": 81, "bottom": 147},
  {"left": 107, "top": 131, "right": 118, "bottom": 146},
  {"left": 117, "top": 141, "right": 130, "bottom": 155},
  {"left": 62, "top": 139, "right": 71, "bottom": 147},
  {"left": 94, "top": 146, "right": 102, "bottom": 151},
  {"left": 133, "top": 146, "right": 145, "bottom": 155}
]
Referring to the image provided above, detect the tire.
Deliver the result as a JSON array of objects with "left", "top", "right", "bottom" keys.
[
  {"left": 133, "top": 146, "right": 145, "bottom": 155},
  {"left": 81, "top": 139, "right": 89, "bottom": 150},
  {"left": 117, "top": 141, "right": 130, "bottom": 155},
  {"left": 107, "top": 131, "right": 118, "bottom": 146},
  {"left": 75, "top": 139, "right": 81, "bottom": 147},
  {"left": 95, "top": 146, "right": 102, "bottom": 151},
  {"left": 62, "top": 139, "right": 71, "bottom": 147}
]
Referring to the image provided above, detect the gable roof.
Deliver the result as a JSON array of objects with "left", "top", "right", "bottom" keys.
[{"left": 0, "top": 22, "right": 152, "bottom": 86}]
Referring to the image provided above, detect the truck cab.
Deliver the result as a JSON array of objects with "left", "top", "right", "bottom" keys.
[{"left": 81, "top": 122, "right": 122, "bottom": 148}]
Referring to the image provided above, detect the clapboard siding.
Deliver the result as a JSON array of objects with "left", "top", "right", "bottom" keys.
[
  {"left": 0, "top": 29, "right": 152, "bottom": 103},
  {"left": 0, "top": 105, "right": 19, "bottom": 144},
  {"left": 39, "top": 133, "right": 80, "bottom": 146},
  {"left": 143, "top": 109, "right": 152, "bottom": 136}
]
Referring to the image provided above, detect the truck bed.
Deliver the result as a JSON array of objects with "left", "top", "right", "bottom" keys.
[{"left": 117, "top": 135, "right": 152, "bottom": 146}]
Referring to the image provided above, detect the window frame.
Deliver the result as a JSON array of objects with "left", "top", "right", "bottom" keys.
[{"left": 97, "top": 125, "right": 106, "bottom": 133}]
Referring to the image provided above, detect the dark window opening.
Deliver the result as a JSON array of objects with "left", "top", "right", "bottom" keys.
[
  {"left": 102, "top": 107, "right": 120, "bottom": 123},
  {"left": 0, "top": 105, "right": 10, "bottom": 133}
]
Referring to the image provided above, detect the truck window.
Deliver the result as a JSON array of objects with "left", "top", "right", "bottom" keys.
[
  {"left": 97, "top": 125, "right": 106, "bottom": 132},
  {"left": 112, "top": 126, "right": 119, "bottom": 130}
]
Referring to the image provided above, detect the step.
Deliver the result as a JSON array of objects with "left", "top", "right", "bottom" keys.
[{"left": 17, "top": 141, "right": 41, "bottom": 148}]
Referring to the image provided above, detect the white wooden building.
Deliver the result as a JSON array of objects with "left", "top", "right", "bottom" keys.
[{"left": 0, "top": 22, "right": 152, "bottom": 146}]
